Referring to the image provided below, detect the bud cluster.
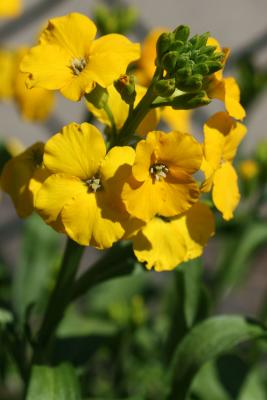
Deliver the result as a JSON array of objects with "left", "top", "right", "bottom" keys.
[{"left": 156, "top": 25, "right": 224, "bottom": 95}]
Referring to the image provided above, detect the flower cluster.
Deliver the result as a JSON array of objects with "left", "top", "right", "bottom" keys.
[{"left": 0, "top": 13, "right": 247, "bottom": 271}]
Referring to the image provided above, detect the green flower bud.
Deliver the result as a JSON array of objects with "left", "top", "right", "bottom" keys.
[
  {"left": 114, "top": 74, "right": 136, "bottom": 105},
  {"left": 154, "top": 78, "right": 176, "bottom": 97},
  {"left": 206, "top": 61, "right": 223, "bottom": 74},
  {"left": 85, "top": 84, "right": 109, "bottom": 109},
  {"left": 171, "top": 90, "right": 210, "bottom": 109},
  {"left": 173, "top": 25, "right": 190, "bottom": 43},
  {"left": 161, "top": 51, "right": 178, "bottom": 72},
  {"left": 176, "top": 74, "right": 203, "bottom": 92},
  {"left": 156, "top": 32, "right": 174, "bottom": 59},
  {"left": 176, "top": 65, "right": 192, "bottom": 80},
  {"left": 176, "top": 54, "right": 189, "bottom": 67},
  {"left": 201, "top": 45, "right": 217, "bottom": 56},
  {"left": 168, "top": 40, "right": 184, "bottom": 51},
  {"left": 193, "top": 63, "right": 209, "bottom": 75},
  {"left": 195, "top": 32, "right": 209, "bottom": 49}
]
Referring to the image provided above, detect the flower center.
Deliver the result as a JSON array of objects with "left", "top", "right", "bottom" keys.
[
  {"left": 71, "top": 57, "right": 86, "bottom": 75},
  {"left": 150, "top": 163, "right": 169, "bottom": 181},
  {"left": 86, "top": 176, "right": 102, "bottom": 192}
]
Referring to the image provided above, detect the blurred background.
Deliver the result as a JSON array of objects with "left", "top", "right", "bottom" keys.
[{"left": 1, "top": 1, "right": 267, "bottom": 398}]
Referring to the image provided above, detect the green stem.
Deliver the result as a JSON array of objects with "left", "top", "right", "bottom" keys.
[
  {"left": 71, "top": 242, "right": 135, "bottom": 301},
  {"left": 114, "top": 67, "right": 162, "bottom": 146},
  {"left": 33, "top": 238, "right": 84, "bottom": 362},
  {"left": 103, "top": 103, "right": 117, "bottom": 134}
]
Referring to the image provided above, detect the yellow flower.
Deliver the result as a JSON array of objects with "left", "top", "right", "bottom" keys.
[
  {"left": 0, "top": 0, "right": 21, "bottom": 18},
  {"left": 239, "top": 159, "right": 259, "bottom": 180},
  {"left": 206, "top": 38, "right": 246, "bottom": 121},
  {"left": 87, "top": 84, "right": 160, "bottom": 136},
  {"left": 201, "top": 112, "right": 247, "bottom": 220},
  {"left": 20, "top": 13, "right": 140, "bottom": 101},
  {"left": 34, "top": 122, "right": 135, "bottom": 248},
  {"left": 133, "top": 202, "right": 215, "bottom": 271},
  {"left": 14, "top": 49, "right": 55, "bottom": 121},
  {"left": 0, "top": 142, "right": 44, "bottom": 217},
  {"left": 122, "top": 130, "right": 202, "bottom": 222},
  {"left": 0, "top": 49, "right": 16, "bottom": 99}
]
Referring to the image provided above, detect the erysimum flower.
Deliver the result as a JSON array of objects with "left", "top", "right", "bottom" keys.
[
  {"left": 122, "top": 130, "right": 202, "bottom": 221},
  {"left": 201, "top": 112, "right": 247, "bottom": 220},
  {"left": 206, "top": 38, "right": 246, "bottom": 121},
  {"left": 14, "top": 49, "right": 55, "bottom": 121},
  {"left": 0, "top": 0, "right": 21, "bottom": 18},
  {"left": 34, "top": 122, "right": 135, "bottom": 248},
  {"left": 87, "top": 83, "right": 160, "bottom": 136},
  {"left": 0, "top": 142, "right": 44, "bottom": 217},
  {"left": 20, "top": 13, "right": 140, "bottom": 101},
  {"left": 133, "top": 202, "right": 215, "bottom": 271}
]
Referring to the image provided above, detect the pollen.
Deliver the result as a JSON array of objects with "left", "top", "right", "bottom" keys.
[
  {"left": 71, "top": 57, "right": 86, "bottom": 75},
  {"left": 150, "top": 163, "right": 169, "bottom": 181},
  {"left": 86, "top": 176, "right": 102, "bottom": 192}
]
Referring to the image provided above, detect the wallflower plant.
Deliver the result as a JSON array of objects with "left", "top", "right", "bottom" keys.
[{"left": 0, "top": 11, "right": 250, "bottom": 398}]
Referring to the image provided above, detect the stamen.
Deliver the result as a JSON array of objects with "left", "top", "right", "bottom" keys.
[
  {"left": 150, "top": 163, "right": 169, "bottom": 181},
  {"left": 86, "top": 176, "right": 102, "bottom": 192},
  {"left": 71, "top": 57, "right": 86, "bottom": 75}
]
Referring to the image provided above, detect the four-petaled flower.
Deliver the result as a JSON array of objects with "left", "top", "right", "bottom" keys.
[
  {"left": 122, "top": 130, "right": 202, "bottom": 221},
  {"left": 34, "top": 122, "right": 135, "bottom": 248},
  {"left": 201, "top": 112, "right": 247, "bottom": 220},
  {"left": 20, "top": 13, "right": 140, "bottom": 101}
]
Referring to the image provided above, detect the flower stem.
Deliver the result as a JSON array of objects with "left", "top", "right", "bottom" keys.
[
  {"left": 33, "top": 238, "right": 84, "bottom": 363},
  {"left": 114, "top": 67, "right": 162, "bottom": 146}
]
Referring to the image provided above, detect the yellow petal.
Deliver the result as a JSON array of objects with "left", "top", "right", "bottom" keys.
[
  {"left": 0, "top": 0, "right": 21, "bottom": 17},
  {"left": 133, "top": 217, "right": 187, "bottom": 271},
  {"left": 44, "top": 122, "right": 106, "bottom": 179},
  {"left": 122, "top": 178, "right": 157, "bottom": 221},
  {"left": 132, "top": 139, "right": 155, "bottom": 182},
  {"left": 29, "top": 167, "right": 51, "bottom": 201},
  {"left": 35, "top": 173, "right": 86, "bottom": 225},
  {"left": 212, "top": 162, "right": 240, "bottom": 220},
  {"left": 100, "top": 146, "right": 135, "bottom": 213},
  {"left": 89, "top": 34, "right": 140, "bottom": 88},
  {"left": 14, "top": 48, "right": 54, "bottom": 121},
  {"left": 61, "top": 191, "right": 124, "bottom": 248},
  {"left": 147, "top": 131, "right": 202, "bottom": 175},
  {"left": 87, "top": 84, "right": 128, "bottom": 129},
  {"left": 224, "top": 77, "right": 246, "bottom": 120},
  {"left": 39, "top": 13, "right": 96, "bottom": 57},
  {"left": 20, "top": 44, "right": 73, "bottom": 90},
  {"left": 223, "top": 120, "right": 247, "bottom": 162},
  {"left": 203, "top": 112, "right": 231, "bottom": 170},
  {"left": 155, "top": 174, "right": 200, "bottom": 217},
  {"left": 0, "top": 49, "right": 17, "bottom": 98},
  {"left": 161, "top": 108, "right": 192, "bottom": 133},
  {"left": 0, "top": 142, "right": 44, "bottom": 218},
  {"left": 181, "top": 202, "right": 215, "bottom": 260}
]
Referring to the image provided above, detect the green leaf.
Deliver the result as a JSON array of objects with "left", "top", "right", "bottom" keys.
[
  {"left": 26, "top": 363, "right": 81, "bottom": 400},
  {"left": 0, "top": 307, "right": 13, "bottom": 326},
  {"left": 190, "top": 362, "right": 231, "bottom": 400},
  {"left": 215, "top": 222, "right": 267, "bottom": 297},
  {"left": 164, "top": 260, "right": 209, "bottom": 363},
  {"left": 12, "top": 214, "right": 60, "bottom": 323},
  {"left": 238, "top": 366, "right": 267, "bottom": 400},
  {"left": 168, "top": 316, "right": 267, "bottom": 400}
]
